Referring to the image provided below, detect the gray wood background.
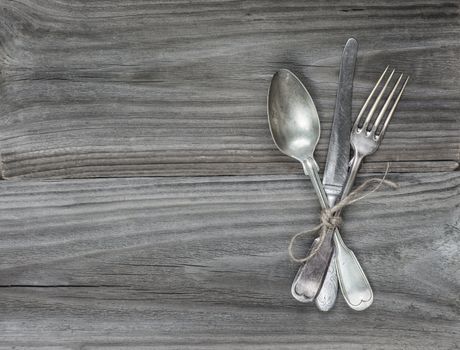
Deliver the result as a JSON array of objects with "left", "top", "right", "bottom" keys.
[{"left": 0, "top": 0, "right": 458, "bottom": 348}]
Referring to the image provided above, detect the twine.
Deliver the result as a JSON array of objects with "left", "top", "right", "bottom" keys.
[{"left": 288, "top": 166, "right": 399, "bottom": 263}]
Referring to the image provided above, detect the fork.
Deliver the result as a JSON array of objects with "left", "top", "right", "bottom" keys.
[{"left": 331, "top": 66, "right": 409, "bottom": 310}]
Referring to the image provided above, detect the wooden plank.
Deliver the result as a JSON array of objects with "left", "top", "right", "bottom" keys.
[
  {"left": 0, "top": 0, "right": 458, "bottom": 178},
  {"left": 0, "top": 173, "right": 458, "bottom": 348}
]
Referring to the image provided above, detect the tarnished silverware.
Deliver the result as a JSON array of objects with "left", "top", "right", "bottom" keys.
[
  {"left": 267, "top": 69, "right": 336, "bottom": 302},
  {"left": 267, "top": 66, "right": 408, "bottom": 309},
  {"left": 316, "top": 38, "right": 358, "bottom": 311},
  {"left": 333, "top": 67, "right": 409, "bottom": 311},
  {"left": 276, "top": 58, "right": 373, "bottom": 310}
]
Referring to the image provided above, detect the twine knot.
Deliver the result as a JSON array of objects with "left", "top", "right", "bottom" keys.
[
  {"left": 288, "top": 166, "right": 398, "bottom": 263},
  {"left": 320, "top": 208, "right": 342, "bottom": 230}
]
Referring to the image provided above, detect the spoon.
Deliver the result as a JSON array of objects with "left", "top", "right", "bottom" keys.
[{"left": 267, "top": 69, "right": 334, "bottom": 301}]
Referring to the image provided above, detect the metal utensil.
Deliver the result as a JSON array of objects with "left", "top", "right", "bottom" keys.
[
  {"left": 333, "top": 67, "right": 409, "bottom": 311},
  {"left": 316, "top": 38, "right": 358, "bottom": 311},
  {"left": 267, "top": 69, "right": 335, "bottom": 302},
  {"left": 283, "top": 41, "right": 373, "bottom": 311}
]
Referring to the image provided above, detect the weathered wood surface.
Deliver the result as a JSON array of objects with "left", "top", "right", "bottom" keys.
[
  {"left": 0, "top": 0, "right": 459, "bottom": 348},
  {"left": 0, "top": 173, "right": 458, "bottom": 348},
  {"left": 0, "top": 0, "right": 459, "bottom": 178}
]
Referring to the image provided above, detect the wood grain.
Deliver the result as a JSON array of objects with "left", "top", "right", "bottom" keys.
[
  {"left": 0, "top": 173, "right": 458, "bottom": 348},
  {"left": 0, "top": 0, "right": 458, "bottom": 178},
  {"left": 0, "top": 1, "right": 459, "bottom": 348}
]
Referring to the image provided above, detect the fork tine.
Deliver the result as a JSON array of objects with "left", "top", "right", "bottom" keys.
[
  {"left": 361, "top": 68, "right": 395, "bottom": 131},
  {"left": 378, "top": 76, "right": 410, "bottom": 138},
  {"left": 371, "top": 73, "right": 404, "bottom": 134},
  {"left": 353, "top": 66, "right": 389, "bottom": 129}
]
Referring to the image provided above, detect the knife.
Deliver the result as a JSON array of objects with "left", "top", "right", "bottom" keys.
[{"left": 315, "top": 38, "right": 358, "bottom": 311}]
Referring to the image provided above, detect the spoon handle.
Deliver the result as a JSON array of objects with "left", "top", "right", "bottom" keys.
[
  {"left": 291, "top": 158, "right": 333, "bottom": 302},
  {"left": 302, "top": 158, "right": 329, "bottom": 210},
  {"left": 291, "top": 232, "right": 334, "bottom": 302}
]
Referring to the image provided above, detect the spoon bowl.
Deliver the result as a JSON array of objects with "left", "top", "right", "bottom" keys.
[{"left": 268, "top": 69, "right": 321, "bottom": 164}]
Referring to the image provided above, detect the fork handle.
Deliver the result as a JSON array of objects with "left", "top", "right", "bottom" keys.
[
  {"left": 340, "top": 152, "right": 363, "bottom": 204},
  {"left": 334, "top": 229, "right": 373, "bottom": 310},
  {"left": 335, "top": 152, "right": 374, "bottom": 310}
]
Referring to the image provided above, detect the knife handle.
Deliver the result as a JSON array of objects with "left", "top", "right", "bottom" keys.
[{"left": 315, "top": 248, "right": 338, "bottom": 310}]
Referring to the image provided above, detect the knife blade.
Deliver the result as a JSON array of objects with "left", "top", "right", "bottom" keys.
[
  {"left": 322, "top": 38, "right": 358, "bottom": 206},
  {"left": 315, "top": 38, "right": 358, "bottom": 311}
]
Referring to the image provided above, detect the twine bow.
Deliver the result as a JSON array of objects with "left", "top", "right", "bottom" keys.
[{"left": 288, "top": 168, "right": 399, "bottom": 263}]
